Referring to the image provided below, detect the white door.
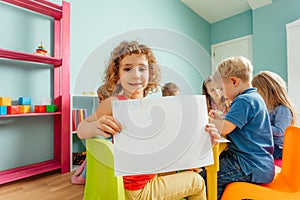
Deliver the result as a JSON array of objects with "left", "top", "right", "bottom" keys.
[
  {"left": 211, "top": 35, "right": 253, "bottom": 73},
  {"left": 286, "top": 19, "right": 300, "bottom": 125}
]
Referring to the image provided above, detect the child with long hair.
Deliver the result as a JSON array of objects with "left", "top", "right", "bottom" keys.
[
  {"left": 252, "top": 71, "right": 296, "bottom": 159},
  {"left": 202, "top": 76, "right": 230, "bottom": 119},
  {"left": 77, "top": 40, "right": 220, "bottom": 200},
  {"left": 162, "top": 82, "right": 180, "bottom": 96}
]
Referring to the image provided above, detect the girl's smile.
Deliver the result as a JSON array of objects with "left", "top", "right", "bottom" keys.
[{"left": 119, "top": 54, "right": 149, "bottom": 98}]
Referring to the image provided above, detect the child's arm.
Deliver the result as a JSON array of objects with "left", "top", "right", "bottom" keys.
[
  {"left": 205, "top": 123, "right": 221, "bottom": 145},
  {"left": 209, "top": 110, "right": 225, "bottom": 120},
  {"left": 209, "top": 118, "right": 236, "bottom": 136},
  {"left": 77, "top": 97, "right": 121, "bottom": 139}
]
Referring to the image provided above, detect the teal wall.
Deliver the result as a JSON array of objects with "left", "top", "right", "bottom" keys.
[
  {"left": 210, "top": 0, "right": 300, "bottom": 81},
  {"left": 70, "top": 0, "right": 211, "bottom": 95},
  {"left": 211, "top": 10, "right": 253, "bottom": 45},
  {"left": 252, "top": 0, "right": 300, "bottom": 79},
  {"left": 0, "top": 2, "right": 54, "bottom": 170}
]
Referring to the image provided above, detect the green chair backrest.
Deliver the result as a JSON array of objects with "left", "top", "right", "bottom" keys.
[{"left": 84, "top": 138, "right": 125, "bottom": 200}]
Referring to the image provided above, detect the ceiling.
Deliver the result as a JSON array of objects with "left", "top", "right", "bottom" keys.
[{"left": 180, "top": 0, "right": 272, "bottom": 24}]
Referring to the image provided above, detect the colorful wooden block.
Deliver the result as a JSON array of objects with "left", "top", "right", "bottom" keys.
[
  {"left": 20, "top": 105, "right": 31, "bottom": 113},
  {"left": 0, "top": 97, "right": 11, "bottom": 106},
  {"left": 7, "top": 105, "right": 20, "bottom": 114},
  {"left": 34, "top": 105, "right": 46, "bottom": 113},
  {"left": 46, "top": 105, "right": 57, "bottom": 112},
  {"left": 19, "top": 97, "right": 31, "bottom": 105},
  {"left": 0, "top": 106, "right": 7, "bottom": 115}
]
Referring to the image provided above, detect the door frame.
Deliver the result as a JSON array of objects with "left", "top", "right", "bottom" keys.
[{"left": 211, "top": 35, "right": 253, "bottom": 73}]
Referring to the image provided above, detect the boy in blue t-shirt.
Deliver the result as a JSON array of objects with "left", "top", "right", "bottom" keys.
[{"left": 206, "top": 56, "right": 275, "bottom": 199}]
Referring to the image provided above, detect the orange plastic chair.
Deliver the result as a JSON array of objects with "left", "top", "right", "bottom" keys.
[
  {"left": 83, "top": 138, "right": 125, "bottom": 200},
  {"left": 221, "top": 125, "right": 300, "bottom": 200}
]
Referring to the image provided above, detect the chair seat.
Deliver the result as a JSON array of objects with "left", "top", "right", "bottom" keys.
[
  {"left": 221, "top": 125, "right": 300, "bottom": 200},
  {"left": 221, "top": 181, "right": 300, "bottom": 200}
]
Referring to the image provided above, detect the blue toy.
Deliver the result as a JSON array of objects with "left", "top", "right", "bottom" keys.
[
  {"left": 0, "top": 106, "right": 7, "bottom": 115},
  {"left": 19, "top": 97, "right": 31, "bottom": 105}
]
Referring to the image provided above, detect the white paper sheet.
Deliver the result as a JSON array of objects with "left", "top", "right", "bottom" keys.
[
  {"left": 112, "top": 95, "right": 214, "bottom": 176},
  {"left": 218, "top": 136, "right": 230, "bottom": 143}
]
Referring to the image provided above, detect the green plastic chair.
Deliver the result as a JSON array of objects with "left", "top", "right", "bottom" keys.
[{"left": 84, "top": 138, "right": 125, "bottom": 200}]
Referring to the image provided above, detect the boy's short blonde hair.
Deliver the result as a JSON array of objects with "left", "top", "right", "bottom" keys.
[{"left": 216, "top": 56, "right": 253, "bottom": 82}]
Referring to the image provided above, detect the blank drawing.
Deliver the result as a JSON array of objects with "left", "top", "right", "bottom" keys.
[{"left": 112, "top": 95, "right": 213, "bottom": 176}]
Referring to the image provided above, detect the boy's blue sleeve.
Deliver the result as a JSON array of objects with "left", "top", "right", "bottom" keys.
[{"left": 225, "top": 99, "right": 252, "bottom": 129}]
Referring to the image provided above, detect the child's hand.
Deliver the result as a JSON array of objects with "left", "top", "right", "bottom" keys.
[
  {"left": 209, "top": 110, "right": 225, "bottom": 120},
  {"left": 96, "top": 115, "right": 122, "bottom": 137},
  {"left": 205, "top": 123, "right": 221, "bottom": 145}
]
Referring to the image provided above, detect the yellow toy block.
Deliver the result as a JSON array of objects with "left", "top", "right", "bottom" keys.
[
  {"left": 20, "top": 105, "right": 31, "bottom": 113},
  {"left": 0, "top": 97, "right": 11, "bottom": 106}
]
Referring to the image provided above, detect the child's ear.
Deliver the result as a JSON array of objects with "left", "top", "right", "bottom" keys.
[{"left": 230, "top": 77, "right": 239, "bottom": 87}]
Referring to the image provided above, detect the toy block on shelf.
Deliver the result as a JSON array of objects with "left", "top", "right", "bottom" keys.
[
  {"left": 20, "top": 105, "right": 31, "bottom": 113},
  {"left": 0, "top": 97, "right": 11, "bottom": 106},
  {"left": 34, "top": 105, "right": 46, "bottom": 113},
  {"left": 46, "top": 105, "right": 57, "bottom": 112},
  {"left": 0, "top": 106, "right": 7, "bottom": 115},
  {"left": 19, "top": 97, "right": 31, "bottom": 105},
  {"left": 7, "top": 105, "right": 20, "bottom": 114}
]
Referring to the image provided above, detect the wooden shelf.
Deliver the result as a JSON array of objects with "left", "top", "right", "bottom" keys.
[
  {"left": 0, "top": 112, "right": 62, "bottom": 118},
  {"left": 1, "top": 0, "right": 70, "bottom": 184},
  {"left": 72, "top": 94, "right": 98, "bottom": 97},
  {"left": 0, "top": 159, "right": 61, "bottom": 185},
  {"left": 2, "top": 0, "right": 62, "bottom": 19},
  {"left": 0, "top": 48, "right": 62, "bottom": 66}
]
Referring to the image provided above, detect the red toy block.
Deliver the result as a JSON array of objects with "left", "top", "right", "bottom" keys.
[
  {"left": 34, "top": 105, "right": 46, "bottom": 113},
  {"left": 7, "top": 105, "right": 20, "bottom": 114}
]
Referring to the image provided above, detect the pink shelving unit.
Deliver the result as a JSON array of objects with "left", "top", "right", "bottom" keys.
[{"left": 0, "top": 0, "right": 70, "bottom": 184}]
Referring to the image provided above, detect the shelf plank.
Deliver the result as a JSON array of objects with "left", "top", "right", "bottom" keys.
[
  {"left": 0, "top": 112, "right": 62, "bottom": 118},
  {"left": 72, "top": 94, "right": 98, "bottom": 97},
  {"left": 2, "top": 0, "right": 62, "bottom": 19},
  {"left": 0, "top": 159, "right": 61, "bottom": 185},
  {"left": 0, "top": 48, "right": 62, "bottom": 66}
]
